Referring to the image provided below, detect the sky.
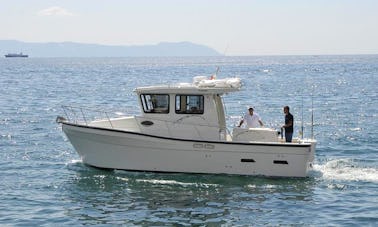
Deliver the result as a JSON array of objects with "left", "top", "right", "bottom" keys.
[{"left": 1, "top": 0, "right": 378, "bottom": 55}]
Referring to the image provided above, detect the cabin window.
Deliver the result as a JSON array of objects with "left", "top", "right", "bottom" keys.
[
  {"left": 140, "top": 94, "right": 169, "bottom": 113},
  {"left": 175, "top": 95, "right": 204, "bottom": 114}
]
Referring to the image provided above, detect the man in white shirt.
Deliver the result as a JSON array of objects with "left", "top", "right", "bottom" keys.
[{"left": 238, "top": 107, "right": 264, "bottom": 128}]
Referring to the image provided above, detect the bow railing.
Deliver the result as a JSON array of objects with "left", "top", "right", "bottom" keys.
[{"left": 58, "top": 105, "right": 139, "bottom": 128}]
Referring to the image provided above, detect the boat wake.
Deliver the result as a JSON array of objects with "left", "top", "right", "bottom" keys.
[{"left": 312, "top": 158, "right": 378, "bottom": 183}]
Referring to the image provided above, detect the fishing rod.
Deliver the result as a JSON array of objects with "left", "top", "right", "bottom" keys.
[
  {"left": 311, "top": 93, "right": 314, "bottom": 139},
  {"left": 301, "top": 94, "right": 304, "bottom": 140}
]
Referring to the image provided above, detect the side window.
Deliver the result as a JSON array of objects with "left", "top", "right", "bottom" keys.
[
  {"left": 141, "top": 94, "right": 169, "bottom": 113},
  {"left": 175, "top": 95, "right": 204, "bottom": 114}
]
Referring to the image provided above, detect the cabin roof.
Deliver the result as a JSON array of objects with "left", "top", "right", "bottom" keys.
[{"left": 134, "top": 77, "right": 241, "bottom": 95}]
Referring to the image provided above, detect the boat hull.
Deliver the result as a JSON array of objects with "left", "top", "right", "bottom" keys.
[{"left": 62, "top": 123, "right": 315, "bottom": 177}]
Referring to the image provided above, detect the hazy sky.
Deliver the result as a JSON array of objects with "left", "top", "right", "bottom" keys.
[{"left": 1, "top": 0, "right": 377, "bottom": 55}]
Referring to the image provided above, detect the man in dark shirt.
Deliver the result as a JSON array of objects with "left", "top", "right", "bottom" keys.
[{"left": 282, "top": 106, "right": 294, "bottom": 142}]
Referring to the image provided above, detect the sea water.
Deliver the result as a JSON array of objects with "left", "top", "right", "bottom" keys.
[{"left": 0, "top": 56, "right": 377, "bottom": 226}]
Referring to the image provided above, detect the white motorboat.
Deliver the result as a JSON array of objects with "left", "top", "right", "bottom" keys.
[{"left": 57, "top": 76, "right": 316, "bottom": 177}]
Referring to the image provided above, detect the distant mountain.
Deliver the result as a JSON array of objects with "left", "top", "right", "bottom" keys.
[{"left": 0, "top": 40, "right": 221, "bottom": 57}]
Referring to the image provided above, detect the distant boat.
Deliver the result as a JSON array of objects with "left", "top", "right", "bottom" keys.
[{"left": 5, "top": 52, "right": 28, "bottom": 58}]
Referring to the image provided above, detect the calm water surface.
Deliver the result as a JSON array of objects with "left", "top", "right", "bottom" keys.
[{"left": 0, "top": 56, "right": 377, "bottom": 226}]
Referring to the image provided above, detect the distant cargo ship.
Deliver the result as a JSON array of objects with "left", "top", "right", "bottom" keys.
[{"left": 5, "top": 52, "right": 28, "bottom": 58}]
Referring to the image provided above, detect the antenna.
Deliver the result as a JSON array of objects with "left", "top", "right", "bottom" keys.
[
  {"left": 212, "top": 45, "right": 228, "bottom": 79},
  {"left": 210, "top": 67, "right": 219, "bottom": 80},
  {"left": 223, "top": 44, "right": 229, "bottom": 56}
]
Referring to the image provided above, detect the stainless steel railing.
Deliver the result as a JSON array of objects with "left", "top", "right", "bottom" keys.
[{"left": 59, "top": 105, "right": 139, "bottom": 128}]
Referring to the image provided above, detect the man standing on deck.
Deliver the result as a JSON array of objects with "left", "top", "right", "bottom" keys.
[
  {"left": 238, "top": 107, "right": 264, "bottom": 128},
  {"left": 282, "top": 106, "right": 294, "bottom": 142}
]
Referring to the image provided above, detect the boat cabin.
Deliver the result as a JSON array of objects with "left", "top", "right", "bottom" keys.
[
  {"left": 132, "top": 77, "right": 241, "bottom": 141},
  {"left": 81, "top": 76, "right": 280, "bottom": 143}
]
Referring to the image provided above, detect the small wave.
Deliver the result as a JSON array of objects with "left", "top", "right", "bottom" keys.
[
  {"left": 313, "top": 159, "right": 378, "bottom": 182},
  {"left": 69, "top": 159, "right": 82, "bottom": 164},
  {"left": 115, "top": 176, "right": 130, "bottom": 182},
  {"left": 1, "top": 134, "right": 12, "bottom": 139}
]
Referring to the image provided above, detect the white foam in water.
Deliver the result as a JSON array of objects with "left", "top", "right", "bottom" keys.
[
  {"left": 136, "top": 179, "right": 218, "bottom": 188},
  {"left": 115, "top": 176, "right": 129, "bottom": 182},
  {"left": 314, "top": 159, "right": 378, "bottom": 182},
  {"left": 69, "top": 159, "right": 82, "bottom": 164}
]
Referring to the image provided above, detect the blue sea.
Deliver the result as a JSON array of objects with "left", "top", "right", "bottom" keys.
[{"left": 0, "top": 56, "right": 377, "bottom": 226}]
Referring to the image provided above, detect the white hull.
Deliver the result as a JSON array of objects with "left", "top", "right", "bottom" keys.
[{"left": 62, "top": 123, "right": 315, "bottom": 177}]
